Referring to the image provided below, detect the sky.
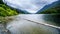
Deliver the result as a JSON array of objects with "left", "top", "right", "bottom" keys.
[{"left": 4, "top": 0, "right": 58, "bottom": 13}]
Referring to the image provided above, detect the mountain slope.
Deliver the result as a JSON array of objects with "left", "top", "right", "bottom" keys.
[{"left": 37, "top": 0, "right": 60, "bottom": 14}]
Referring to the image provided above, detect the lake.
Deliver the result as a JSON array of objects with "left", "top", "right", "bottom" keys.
[{"left": 6, "top": 14, "right": 60, "bottom": 34}]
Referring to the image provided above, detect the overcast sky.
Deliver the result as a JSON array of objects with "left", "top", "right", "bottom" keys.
[{"left": 4, "top": 0, "right": 58, "bottom": 13}]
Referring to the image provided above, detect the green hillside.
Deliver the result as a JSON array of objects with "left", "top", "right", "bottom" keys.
[
  {"left": 0, "top": 0, "right": 18, "bottom": 23},
  {"left": 0, "top": 0, "right": 19, "bottom": 17},
  {"left": 40, "top": 2, "right": 60, "bottom": 14}
]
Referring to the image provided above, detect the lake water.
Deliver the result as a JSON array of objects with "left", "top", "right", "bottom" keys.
[
  {"left": 0, "top": 0, "right": 60, "bottom": 34},
  {"left": 6, "top": 14, "right": 60, "bottom": 34}
]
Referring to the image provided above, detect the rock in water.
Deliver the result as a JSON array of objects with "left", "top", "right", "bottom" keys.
[{"left": 0, "top": 24, "right": 10, "bottom": 34}]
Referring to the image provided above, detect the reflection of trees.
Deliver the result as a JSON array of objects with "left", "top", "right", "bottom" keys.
[
  {"left": 43, "top": 14, "right": 60, "bottom": 26},
  {"left": 0, "top": 0, "right": 17, "bottom": 33}
]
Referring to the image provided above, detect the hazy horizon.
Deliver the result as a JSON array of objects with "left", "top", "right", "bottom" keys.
[{"left": 3, "top": 0, "right": 58, "bottom": 13}]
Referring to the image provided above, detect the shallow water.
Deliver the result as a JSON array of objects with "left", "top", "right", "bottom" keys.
[{"left": 6, "top": 14, "right": 60, "bottom": 34}]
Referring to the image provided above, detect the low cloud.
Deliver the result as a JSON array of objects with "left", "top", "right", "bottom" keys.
[{"left": 5, "top": 0, "right": 58, "bottom": 13}]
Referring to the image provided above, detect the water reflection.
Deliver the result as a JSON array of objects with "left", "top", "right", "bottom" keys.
[
  {"left": 43, "top": 14, "right": 60, "bottom": 26},
  {"left": 6, "top": 14, "right": 60, "bottom": 34},
  {"left": 19, "top": 14, "right": 60, "bottom": 26}
]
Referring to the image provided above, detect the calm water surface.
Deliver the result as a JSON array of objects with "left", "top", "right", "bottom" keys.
[{"left": 6, "top": 14, "right": 60, "bottom": 34}]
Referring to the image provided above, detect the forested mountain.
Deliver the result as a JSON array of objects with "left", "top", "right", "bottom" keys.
[
  {"left": 38, "top": 0, "right": 60, "bottom": 14},
  {"left": 0, "top": 0, "right": 26, "bottom": 17},
  {"left": 0, "top": 0, "right": 60, "bottom": 14}
]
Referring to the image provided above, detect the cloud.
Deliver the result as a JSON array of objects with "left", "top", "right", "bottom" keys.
[{"left": 4, "top": 0, "right": 58, "bottom": 13}]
